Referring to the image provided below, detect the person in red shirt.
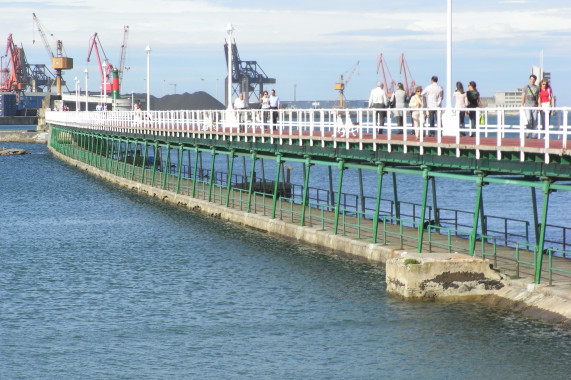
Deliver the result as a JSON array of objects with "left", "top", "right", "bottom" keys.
[{"left": 538, "top": 79, "right": 554, "bottom": 130}]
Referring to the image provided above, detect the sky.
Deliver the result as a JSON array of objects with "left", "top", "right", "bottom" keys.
[{"left": 2, "top": 0, "right": 571, "bottom": 106}]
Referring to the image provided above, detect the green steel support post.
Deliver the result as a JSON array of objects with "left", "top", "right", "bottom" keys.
[
  {"left": 130, "top": 141, "right": 138, "bottom": 181},
  {"left": 208, "top": 148, "right": 217, "bottom": 202},
  {"left": 114, "top": 140, "right": 121, "bottom": 176},
  {"left": 479, "top": 190, "right": 487, "bottom": 239},
  {"left": 531, "top": 186, "right": 540, "bottom": 246},
  {"left": 417, "top": 167, "right": 430, "bottom": 253},
  {"left": 328, "top": 166, "right": 335, "bottom": 206},
  {"left": 469, "top": 173, "right": 485, "bottom": 256},
  {"left": 392, "top": 172, "right": 400, "bottom": 220},
  {"left": 107, "top": 138, "right": 113, "bottom": 173},
  {"left": 372, "top": 164, "right": 385, "bottom": 244},
  {"left": 271, "top": 154, "right": 282, "bottom": 219},
  {"left": 300, "top": 156, "right": 312, "bottom": 226},
  {"left": 535, "top": 179, "right": 551, "bottom": 284},
  {"left": 225, "top": 150, "right": 235, "bottom": 207},
  {"left": 246, "top": 152, "right": 258, "bottom": 213},
  {"left": 89, "top": 134, "right": 95, "bottom": 165},
  {"left": 162, "top": 143, "right": 171, "bottom": 190},
  {"left": 122, "top": 140, "right": 130, "bottom": 178},
  {"left": 431, "top": 177, "right": 439, "bottom": 226},
  {"left": 141, "top": 141, "right": 148, "bottom": 184},
  {"left": 358, "top": 168, "right": 365, "bottom": 218},
  {"left": 151, "top": 142, "right": 159, "bottom": 187},
  {"left": 100, "top": 137, "right": 106, "bottom": 169},
  {"left": 333, "top": 159, "right": 345, "bottom": 235},
  {"left": 176, "top": 146, "right": 184, "bottom": 194},
  {"left": 191, "top": 147, "right": 199, "bottom": 198}
]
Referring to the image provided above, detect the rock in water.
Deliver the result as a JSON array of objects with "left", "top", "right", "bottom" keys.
[{"left": 0, "top": 148, "right": 30, "bottom": 155}]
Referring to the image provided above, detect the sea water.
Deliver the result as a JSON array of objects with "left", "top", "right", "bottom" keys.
[{"left": 1, "top": 143, "right": 570, "bottom": 379}]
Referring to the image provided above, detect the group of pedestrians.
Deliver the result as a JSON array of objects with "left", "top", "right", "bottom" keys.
[
  {"left": 453, "top": 80, "right": 482, "bottom": 135},
  {"left": 368, "top": 73, "right": 555, "bottom": 138},
  {"left": 234, "top": 89, "right": 280, "bottom": 129},
  {"left": 369, "top": 75, "right": 444, "bottom": 137}
]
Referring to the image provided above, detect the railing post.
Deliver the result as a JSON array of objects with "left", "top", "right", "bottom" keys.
[
  {"left": 372, "top": 164, "right": 385, "bottom": 244},
  {"left": 333, "top": 159, "right": 345, "bottom": 235},
  {"left": 225, "top": 150, "right": 235, "bottom": 208},
  {"left": 300, "top": 156, "right": 312, "bottom": 227},
  {"left": 271, "top": 153, "right": 282, "bottom": 219},
  {"left": 151, "top": 141, "right": 159, "bottom": 187},
  {"left": 176, "top": 145, "right": 184, "bottom": 194},
  {"left": 208, "top": 148, "right": 217, "bottom": 202},
  {"left": 162, "top": 143, "right": 171, "bottom": 190},
  {"left": 246, "top": 151, "right": 257, "bottom": 213},
  {"left": 141, "top": 141, "right": 148, "bottom": 184},
  {"left": 535, "top": 179, "right": 552, "bottom": 284},
  {"left": 191, "top": 147, "right": 199, "bottom": 198},
  {"left": 469, "top": 172, "right": 485, "bottom": 256},
  {"left": 417, "top": 166, "right": 430, "bottom": 253}
]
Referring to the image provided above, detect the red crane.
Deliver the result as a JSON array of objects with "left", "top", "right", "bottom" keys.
[
  {"left": 1, "top": 34, "right": 26, "bottom": 92},
  {"left": 87, "top": 33, "right": 114, "bottom": 93},
  {"left": 399, "top": 53, "right": 416, "bottom": 97},
  {"left": 376, "top": 53, "right": 396, "bottom": 97}
]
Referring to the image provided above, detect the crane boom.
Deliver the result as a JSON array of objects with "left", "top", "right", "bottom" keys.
[
  {"left": 118, "top": 25, "right": 129, "bottom": 92},
  {"left": 32, "top": 13, "right": 54, "bottom": 59},
  {"left": 399, "top": 53, "right": 416, "bottom": 97},
  {"left": 376, "top": 53, "right": 396, "bottom": 96},
  {"left": 87, "top": 33, "right": 113, "bottom": 92}
]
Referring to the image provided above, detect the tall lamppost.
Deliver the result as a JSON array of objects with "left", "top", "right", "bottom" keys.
[
  {"left": 226, "top": 24, "right": 234, "bottom": 110},
  {"left": 84, "top": 68, "right": 88, "bottom": 111},
  {"left": 74, "top": 76, "right": 79, "bottom": 111},
  {"left": 146, "top": 45, "right": 151, "bottom": 111},
  {"left": 102, "top": 61, "right": 107, "bottom": 110}
]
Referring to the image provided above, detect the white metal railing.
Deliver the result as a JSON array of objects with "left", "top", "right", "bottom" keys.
[{"left": 46, "top": 106, "right": 570, "bottom": 158}]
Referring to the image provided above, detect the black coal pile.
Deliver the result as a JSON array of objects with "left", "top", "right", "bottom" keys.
[{"left": 130, "top": 91, "right": 224, "bottom": 110}]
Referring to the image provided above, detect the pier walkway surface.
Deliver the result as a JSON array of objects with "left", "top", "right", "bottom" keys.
[{"left": 46, "top": 106, "right": 571, "bottom": 321}]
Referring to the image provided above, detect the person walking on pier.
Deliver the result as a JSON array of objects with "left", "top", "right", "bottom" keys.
[
  {"left": 421, "top": 75, "right": 443, "bottom": 136},
  {"left": 269, "top": 89, "right": 280, "bottom": 128},
  {"left": 521, "top": 74, "right": 539, "bottom": 136},
  {"left": 391, "top": 82, "right": 407, "bottom": 133},
  {"left": 453, "top": 81, "right": 467, "bottom": 134},
  {"left": 260, "top": 91, "right": 270, "bottom": 126},
  {"left": 538, "top": 79, "right": 554, "bottom": 132},
  {"left": 408, "top": 86, "right": 425, "bottom": 138},
  {"left": 234, "top": 93, "right": 246, "bottom": 131},
  {"left": 368, "top": 82, "right": 388, "bottom": 133},
  {"left": 466, "top": 81, "right": 482, "bottom": 134}
]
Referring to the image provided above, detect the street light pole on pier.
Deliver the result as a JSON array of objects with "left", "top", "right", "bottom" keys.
[
  {"left": 226, "top": 24, "right": 234, "bottom": 110},
  {"left": 146, "top": 45, "right": 152, "bottom": 112}
]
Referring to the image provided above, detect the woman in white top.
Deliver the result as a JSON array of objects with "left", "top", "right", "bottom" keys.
[
  {"left": 260, "top": 91, "right": 270, "bottom": 123},
  {"left": 453, "top": 81, "right": 467, "bottom": 133}
]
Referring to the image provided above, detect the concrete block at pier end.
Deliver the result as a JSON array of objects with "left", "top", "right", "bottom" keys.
[{"left": 386, "top": 252, "right": 507, "bottom": 300}]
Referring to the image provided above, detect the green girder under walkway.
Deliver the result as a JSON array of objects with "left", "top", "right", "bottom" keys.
[{"left": 49, "top": 125, "right": 571, "bottom": 285}]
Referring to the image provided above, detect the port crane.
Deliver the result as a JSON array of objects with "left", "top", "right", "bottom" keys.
[
  {"left": 32, "top": 13, "right": 73, "bottom": 95},
  {"left": 334, "top": 60, "right": 359, "bottom": 108},
  {"left": 224, "top": 38, "right": 276, "bottom": 107},
  {"left": 399, "top": 53, "right": 416, "bottom": 97},
  {"left": 117, "top": 25, "right": 129, "bottom": 93},
  {"left": 87, "top": 33, "right": 114, "bottom": 93},
  {"left": 0, "top": 34, "right": 26, "bottom": 92},
  {"left": 376, "top": 53, "right": 395, "bottom": 97}
]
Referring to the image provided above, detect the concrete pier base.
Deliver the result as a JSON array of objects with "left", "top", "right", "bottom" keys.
[{"left": 386, "top": 252, "right": 507, "bottom": 300}]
